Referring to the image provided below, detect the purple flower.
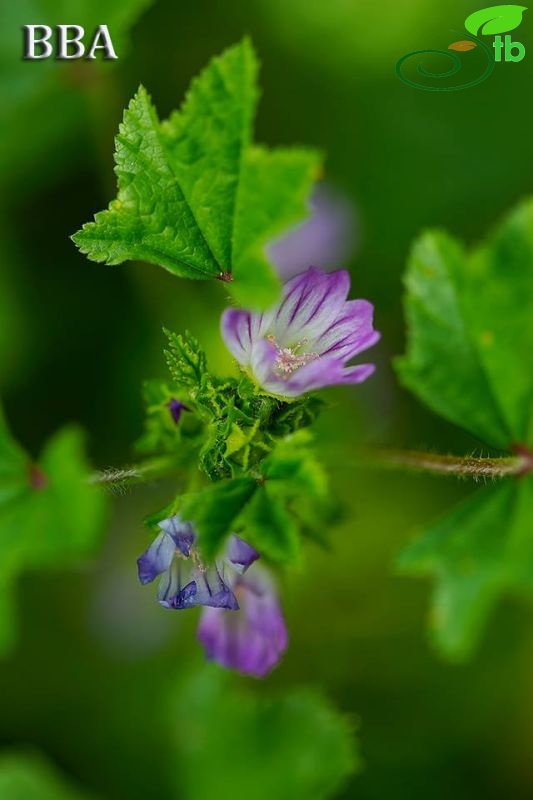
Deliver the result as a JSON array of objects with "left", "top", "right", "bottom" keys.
[
  {"left": 137, "top": 516, "right": 238, "bottom": 611},
  {"left": 198, "top": 566, "right": 288, "bottom": 678},
  {"left": 267, "top": 185, "right": 357, "bottom": 281},
  {"left": 221, "top": 266, "right": 380, "bottom": 397},
  {"left": 168, "top": 398, "right": 190, "bottom": 424}
]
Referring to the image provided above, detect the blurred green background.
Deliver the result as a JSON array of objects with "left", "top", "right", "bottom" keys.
[{"left": 2, "top": 0, "right": 533, "bottom": 797}]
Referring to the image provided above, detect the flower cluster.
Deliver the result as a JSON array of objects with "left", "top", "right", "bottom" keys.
[
  {"left": 137, "top": 517, "right": 287, "bottom": 677},
  {"left": 138, "top": 266, "right": 379, "bottom": 678}
]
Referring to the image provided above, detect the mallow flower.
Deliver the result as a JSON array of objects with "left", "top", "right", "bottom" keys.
[
  {"left": 267, "top": 185, "right": 357, "bottom": 280},
  {"left": 198, "top": 564, "right": 288, "bottom": 678},
  {"left": 137, "top": 516, "right": 239, "bottom": 610},
  {"left": 221, "top": 266, "right": 379, "bottom": 397}
]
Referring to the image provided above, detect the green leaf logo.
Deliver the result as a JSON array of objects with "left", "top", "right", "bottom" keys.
[{"left": 465, "top": 4, "right": 527, "bottom": 36}]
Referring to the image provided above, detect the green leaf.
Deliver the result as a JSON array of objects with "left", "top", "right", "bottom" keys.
[
  {"left": 465, "top": 5, "right": 527, "bottom": 36},
  {"left": 179, "top": 477, "right": 257, "bottom": 560},
  {"left": 465, "top": 201, "right": 533, "bottom": 443},
  {"left": 73, "top": 39, "right": 320, "bottom": 309},
  {"left": 398, "top": 477, "right": 533, "bottom": 660},
  {"left": 243, "top": 485, "right": 301, "bottom": 563},
  {"left": 0, "top": 752, "right": 93, "bottom": 800},
  {"left": 397, "top": 199, "right": 533, "bottom": 660},
  {"left": 172, "top": 668, "right": 359, "bottom": 800},
  {"left": 397, "top": 201, "right": 533, "bottom": 448},
  {"left": 0, "top": 409, "right": 107, "bottom": 654}
]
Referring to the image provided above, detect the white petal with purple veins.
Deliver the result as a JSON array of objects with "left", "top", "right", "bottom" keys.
[{"left": 221, "top": 266, "right": 379, "bottom": 397}]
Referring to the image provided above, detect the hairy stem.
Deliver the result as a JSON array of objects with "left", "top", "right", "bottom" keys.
[
  {"left": 369, "top": 448, "right": 530, "bottom": 480},
  {"left": 89, "top": 455, "right": 182, "bottom": 491}
]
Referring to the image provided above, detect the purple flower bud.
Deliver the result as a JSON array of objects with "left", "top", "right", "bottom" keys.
[
  {"left": 168, "top": 398, "right": 190, "bottom": 425},
  {"left": 221, "top": 266, "right": 380, "bottom": 397},
  {"left": 197, "top": 568, "right": 288, "bottom": 678}
]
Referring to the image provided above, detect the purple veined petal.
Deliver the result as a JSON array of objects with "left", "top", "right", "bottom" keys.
[
  {"left": 250, "top": 338, "right": 278, "bottom": 387},
  {"left": 282, "top": 356, "right": 376, "bottom": 396},
  {"left": 227, "top": 535, "right": 260, "bottom": 574},
  {"left": 192, "top": 566, "right": 239, "bottom": 610},
  {"left": 311, "top": 299, "right": 380, "bottom": 359},
  {"left": 158, "top": 516, "right": 195, "bottom": 557},
  {"left": 197, "top": 568, "right": 288, "bottom": 678},
  {"left": 267, "top": 185, "right": 357, "bottom": 281},
  {"left": 270, "top": 268, "right": 351, "bottom": 345},
  {"left": 221, "top": 308, "right": 255, "bottom": 365},
  {"left": 157, "top": 559, "right": 182, "bottom": 605},
  {"left": 168, "top": 398, "right": 190, "bottom": 424},
  {"left": 219, "top": 265, "right": 380, "bottom": 398},
  {"left": 221, "top": 308, "right": 274, "bottom": 366},
  {"left": 159, "top": 561, "right": 239, "bottom": 611},
  {"left": 137, "top": 530, "right": 176, "bottom": 585}
]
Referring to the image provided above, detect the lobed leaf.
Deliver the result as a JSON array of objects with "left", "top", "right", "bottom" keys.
[
  {"left": 397, "top": 199, "right": 533, "bottom": 448},
  {"left": 73, "top": 39, "right": 321, "bottom": 309}
]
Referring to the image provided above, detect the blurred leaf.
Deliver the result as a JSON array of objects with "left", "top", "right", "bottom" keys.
[
  {"left": 396, "top": 200, "right": 533, "bottom": 447},
  {"left": 73, "top": 39, "right": 320, "bottom": 309},
  {"left": 0, "top": 407, "right": 107, "bottom": 654},
  {"left": 243, "top": 484, "right": 301, "bottom": 563},
  {"left": 0, "top": 0, "right": 151, "bottom": 184},
  {"left": 397, "top": 199, "right": 533, "bottom": 660},
  {"left": 399, "top": 477, "right": 533, "bottom": 660},
  {"left": 465, "top": 5, "right": 527, "bottom": 36},
  {"left": 0, "top": 752, "right": 93, "bottom": 800},
  {"left": 172, "top": 668, "right": 359, "bottom": 800},
  {"left": 398, "top": 481, "right": 511, "bottom": 660}
]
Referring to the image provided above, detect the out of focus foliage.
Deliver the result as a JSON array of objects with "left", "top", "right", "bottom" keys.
[
  {"left": 0, "top": 0, "right": 151, "bottom": 185},
  {"left": 397, "top": 200, "right": 533, "bottom": 659},
  {"left": 0, "top": 405, "right": 107, "bottom": 653},
  {"left": 0, "top": 753, "right": 93, "bottom": 800},
  {"left": 172, "top": 668, "right": 359, "bottom": 800}
]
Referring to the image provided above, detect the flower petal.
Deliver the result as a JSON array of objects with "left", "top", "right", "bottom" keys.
[
  {"left": 282, "top": 356, "right": 376, "bottom": 396},
  {"left": 312, "top": 299, "right": 380, "bottom": 360},
  {"left": 271, "top": 267, "right": 351, "bottom": 344},
  {"left": 221, "top": 309, "right": 273, "bottom": 366},
  {"left": 158, "top": 516, "right": 195, "bottom": 557},
  {"left": 159, "top": 561, "right": 238, "bottom": 610},
  {"left": 250, "top": 338, "right": 278, "bottom": 387},
  {"left": 198, "top": 569, "right": 287, "bottom": 678},
  {"left": 137, "top": 530, "right": 176, "bottom": 585},
  {"left": 221, "top": 308, "right": 254, "bottom": 365},
  {"left": 227, "top": 535, "right": 260, "bottom": 574},
  {"left": 267, "top": 186, "right": 357, "bottom": 281}
]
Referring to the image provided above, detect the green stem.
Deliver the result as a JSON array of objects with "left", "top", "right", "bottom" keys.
[{"left": 368, "top": 449, "right": 530, "bottom": 480}]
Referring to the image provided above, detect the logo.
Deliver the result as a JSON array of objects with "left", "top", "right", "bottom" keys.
[
  {"left": 22, "top": 25, "right": 118, "bottom": 60},
  {"left": 396, "top": 4, "right": 527, "bottom": 91}
]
